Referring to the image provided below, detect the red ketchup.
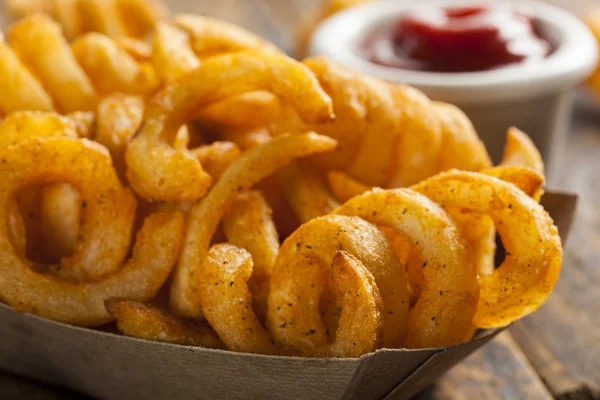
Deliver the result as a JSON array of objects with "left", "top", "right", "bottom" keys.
[{"left": 361, "top": 6, "right": 553, "bottom": 72}]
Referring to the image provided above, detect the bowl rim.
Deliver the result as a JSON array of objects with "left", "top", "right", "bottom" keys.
[{"left": 308, "top": 0, "right": 599, "bottom": 105}]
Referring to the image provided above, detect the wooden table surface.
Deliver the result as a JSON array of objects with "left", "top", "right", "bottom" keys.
[{"left": 1, "top": 0, "right": 599, "bottom": 399}]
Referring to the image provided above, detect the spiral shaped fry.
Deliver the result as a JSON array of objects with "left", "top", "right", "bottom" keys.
[
  {"left": 4, "top": 0, "right": 167, "bottom": 40},
  {"left": 0, "top": 137, "right": 184, "bottom": 326},
  {"left": 0, "top": 15, "right": 157, "bottom": 115},
  {"left": 270, "top": 57, "right": 492, "bottom": 188},
  {"left": 126, "top": 50, "right": 334, "bottom": 202}
]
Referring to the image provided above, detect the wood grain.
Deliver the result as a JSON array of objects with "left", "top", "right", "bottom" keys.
[
  {"left": 510, "top": 117, "right": 600, "bottom": 399},
  {"left": 416, "top": 332, "right": 553, "bottom": 400}
]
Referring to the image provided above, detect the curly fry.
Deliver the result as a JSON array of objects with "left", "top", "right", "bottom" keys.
[
  {"left": 0, "top": 33, "right": 54, "bottom": 114},
  {"left": 0, "top": 138, "right": 184, "bottom": 326},
  {"left": 170, "top": 132, "right": 337, "bottom": 318},
  {"left": 501, "top": 127, "right": 545, "bottom": 176},
  {"left": 1, "top": 15, "right": 158, "bottom": 116},
  {"left": 5, "top": 0, "right": 166, "bottom": 39},
  {"left": 412, "top": 171, "right": 562, "bottom": 328},
  {"left": 106, "top": 298, "right": 223, "bottom": 348},
  {"left": 126, "top": 50, "right": 334, "bottom": 201},
  {"left": 267, "top": 215, "right": 407, "bottom": 350},
  {"left": 334, "top": 189, "right": 479, "bottom": 348},
  {"left": 173, "top": 14, "right": 277, "bottom": 59},
  {"left": 8, "top": 15, "right": 98, "bottom": 113},
  {"left": 72, "top": 33, "right": 158, "bottom": 96},
  {"left": 199, "top": 244, "right": 281, "bottom": 355},
  {"left": 0, "top": 112, "right": 81, "bottom": 262},
  {"left": 273, "top": 58, "right": 491, "bottom": 189},
  {"left": 0, "top": 137, "right": 136, "bottom": 281}
]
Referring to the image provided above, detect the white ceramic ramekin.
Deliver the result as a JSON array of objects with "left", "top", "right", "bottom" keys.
[{"left": 308, "top": 0, "right": 598, "bottom": 177}]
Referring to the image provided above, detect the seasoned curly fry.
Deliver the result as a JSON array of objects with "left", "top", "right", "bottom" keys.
[
  {"left": 126, "top": 50, "right": 334, "bottom": 202},
  {"left": 199, "top": 244, "right": 282, "bottom": 354},
  {"left": 0, "top": 112, "right": 82, "bottom": 262},
  {"left": 151, "top": 16, "right": 280, "bottom": 128},
  {"left": 272, "top": 57, "right": 489, "bottom": 188},
  {"left": 0, "top": 138, "right": 184, "bottom": 326},
  {"left": 106, "top": 298, "right": 223, "bottom": 348},
  {"left": 0, "top": 137, "right": 136, "bottom": 281},
  {"left": 334, "top": 189, "right": 479, "bottom": 348},
  {"left": 170, "top": 132, "right": 337, "bottom": 318},
  {"left": 412, "top": 171, "right": 562, "bottom": 328},
  {"left": 267, "top": 214, "right": 407, "bottom": 350}
]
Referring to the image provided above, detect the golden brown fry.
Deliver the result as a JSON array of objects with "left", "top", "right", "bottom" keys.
[
  {"left": 482, "top": 165, "right": 545, "bottom": 201},
  {"left": 0, "top": 137, "right": 136, "bottom": 281},
  {"left": 72, "top": 33, "right": 158, "bottom": 96},
  {"left": 6, "top": 0, "right": 166, "bottom": 40},
  {"left": 327, "top": 170, "right": 370, "bottom": 203},
  {"left": 378, "top": 84, "right": 442, "bottom": 188},
  {"left": 170, "top": 132, "right": 337, "bottom": 318},
  {"left": 190, "top": 141, "right": 242, "bottom": 180},
  {"left": 431, "top": 102, "right": 492, "bottom": 173},
  {"left": 51, "top": 0, "right": 82, "bottom": 40},
  {"left": 0, "top": 138, "right": 184, "bottom": 326},
  {"left": 412, "top": 171, "right": 562, "bottom": 328},
  {"left": 118, "top": 0, "right": 169, "bottom": 38},
  {"left": 334, "top": 188, "right": 479, "bottom": 348},
  {"left": 223, "top": 191, "right": 279, "bottom": 323},
  {"left": 501, "top": 127, "right": 545, "bottom": 176},
  {"left": 173, "top": 14, "right": 278, "bottom": 59},
  {"left": 277, "top": 161, "right": 340, "bottom": 223},
  {"left": 151, "top": 21, "right": 200, "bottom": 84},
  {"left": 0, "top": 112, "right": 82, "bottom": 263},
  {"left": 126, "top": 50, "right": 334, "bottom": 202},
  {"left": 9, "top": 15, "right": 98, "bottom": 113},
  {"left": 272, "top": 57, "right": 442, "bottom": 188},
  {"left": 267, "top": 214, "right": 407, "bottom": 350},
  {"left": 106, "top": 298, "right": 223, "bottom": 348},
  {"left": 79, "top": 0, "right": 129, "bottom": 38},
  {"left": 199, "top": 244, "right": 282, "bottom": 354},
  {"left": 312, "top": 251, "right": 383, "bottom": 357},
  {"left": 0, "top": 33, "right": 54, "bottom": 114}
]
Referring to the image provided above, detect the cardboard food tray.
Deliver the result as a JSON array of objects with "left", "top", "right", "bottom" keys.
[{"left": 0, "top": 191, "right": 577, "bottom": 400}]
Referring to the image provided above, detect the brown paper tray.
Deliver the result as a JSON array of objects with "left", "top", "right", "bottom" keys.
[{"left": 0, "top": 191, "right": 577, "bottom": 400}]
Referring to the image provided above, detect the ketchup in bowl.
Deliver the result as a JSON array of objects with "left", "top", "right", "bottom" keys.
[{"left": 361, "top": 6, "right": 553, "bottom": 72}]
